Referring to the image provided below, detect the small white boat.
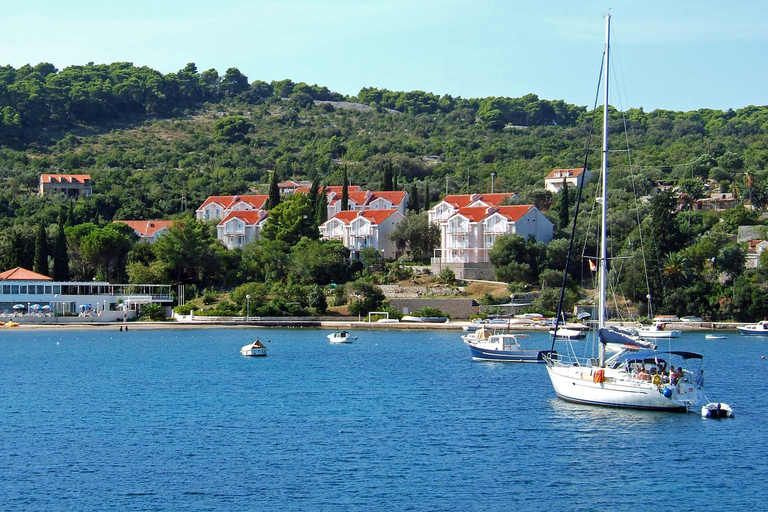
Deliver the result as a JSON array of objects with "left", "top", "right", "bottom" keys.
[
  {"left": 328, "top": 330, "right": 356, "bottom": 343},
  {"left": 549, "top": 327, "right": 587, "bottom": 340},
  {"left": 636, "top": 321, "right": 682, "bottom": 339},
  {"left": 738, "top": 320, "right": 768, "bottom": 336},
  {"left": 701, "top": 402, "right": 734, "bottom": 419},
  {"left": 240, "top": 339, "right": 267, "bottom": 357},
  {"left": 705, "top": 334, "right": 727, "bottom": 340},
  {"left": 401, "top": 315, "right": 422, "bottom": 323},
  {"left": 467, "top": 332, "right": 555, "bottom": 363}
]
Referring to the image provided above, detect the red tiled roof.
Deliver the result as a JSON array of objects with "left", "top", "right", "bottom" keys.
[
  {"left": 326, "top": 209, "right": 399, "bottom": 225},
  {"left": 40, "top": 174, "right": 91, "bottom": 184},
  {"left": 545, "top": 168, "right": 586, "bottom": 179},
  {"left": 441, "top": 193, "right": 515, "bottom": 208},
  {"left": 197, "top": 194, "right": 268, "bottom": 211},
  {"left": 451, "top": 207, "right": 493, "bottom": 222},
  {"left": 494, "top": 205, "right": 534, "bottom": 222},
  {"left": 218, "top": 210, "right": 269, "bottom": 225},
  {"left": 114, "top": 220, "right": 174, "bottom": 237},
  {"left": 370, "top": 191, "right": 407, "bottom": 204},
  {"left": 0, "top": 267, "right": 53, "bottom": 281}
]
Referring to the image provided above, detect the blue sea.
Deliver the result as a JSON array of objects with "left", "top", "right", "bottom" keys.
[{"left": 1, "top": 327, "right": 766, "bottom": 511}]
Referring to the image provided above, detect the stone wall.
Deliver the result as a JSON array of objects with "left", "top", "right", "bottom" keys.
[{"left": 388, "top": 298, "right": 479, "bottom": 319}]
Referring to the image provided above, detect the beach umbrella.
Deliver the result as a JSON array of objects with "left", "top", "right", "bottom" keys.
[
  {"left": 13, "top": 304, "right": 25, "bottom": 310},
  {"left": 80, "top": 304, "right": 93, "bottom": 310},
  {"left": 41, "top": 305, "right": 52, "bottom": 310},
  {"left": 30, "top": 304, "right": 40, "bottom": 311}
]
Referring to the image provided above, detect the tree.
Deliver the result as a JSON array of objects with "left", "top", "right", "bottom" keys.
[
  {"left": 289, "top": 238, "right": 351, "bottom": 285},
  {"left": 213, "top": 115, "right": 251, "bottom": 143},
  {"left": 52, "top": 209, "right": 69, "bottom": 281},
  {"left": 308, "top": 175, "right": 320, "bottom": 221},
  {"left": 260, "top": 194, "right": 319, "bottom": 246},
  {"left": 316, "top": 185, "right": 328, "bottom": 224},
  {"left": 388, "top": 212, "right": 440, "bottom": 261},
  {"left": 408, "top": 183, "right": 420, "bottom": 213},
  {"left": 347, "top": 279, "right": 386, "bottom": 316},
  {"left": 558, "top": 179, "right": 569, "bottom": 229},
  {"left": 34, "top": 221, "right": 48, "bottom": 275},
  {"left": 382, "top": 161, "right": 393, "bottom": 191},
  {"left": 424, "top": 181, "right": 431, "bottom": 211},
  {"left": 341, "top": 165, "right": 349, "bottom": 211},
  {"left": 152, "top": 218, "right": 220, "bottom": 285},
  {"left": 79, "top": 223, "right": 135, "bottom": 282},
  {"left": 489, "top": 234, "right": 546, "bottom": 284},
  {"left": 267, "top": 169, "right": 281, "bottom": 210},
  {"left": 219, "top": 67, "right": 249, "bottom": 98}
]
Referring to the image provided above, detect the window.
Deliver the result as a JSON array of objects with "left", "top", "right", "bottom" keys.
[
  {"left": 53, "top": 285, "right": 60, "bottom": 294},
  {"left": 45, "top": 286, "right": 52, "bottom": 294},
  {"left": 1, "top": 285, "right": 7, "bottom": 294},
  {"left": 11, "top": 285, "right": 19, "bottom": 294},
  {"left": 20, "top": 285, "right": 27, "bottom": 294}
]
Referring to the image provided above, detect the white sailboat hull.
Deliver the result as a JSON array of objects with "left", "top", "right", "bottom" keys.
[{"left": 546, "top": 364, "right": 702, "bottom": 411}]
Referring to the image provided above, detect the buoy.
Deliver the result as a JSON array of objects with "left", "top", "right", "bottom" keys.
[{"left": 762, "top": 356, "right": 765, "bottom": 360}]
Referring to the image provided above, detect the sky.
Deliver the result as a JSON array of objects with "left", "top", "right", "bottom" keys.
[{"left": 3, "top": 0, "right": 768, "bottom": 112}]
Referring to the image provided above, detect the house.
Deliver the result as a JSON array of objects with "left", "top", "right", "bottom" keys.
[
  {"left": 39, "top": 174, "right": 92, "bottom": 198},
  {"left": 0, "top": 266, "right": 171, "bottom": 322},
  {"left": 544, "top": 168, "right": 590, "bottom": 193},
  {"left": 693, "top": 192, "right": 738, "bottom": 212},
  {"left": 278, "top": 180, "right": 311, "bottom": 194},
  {"left": 216, "top": 210, "right": 269, "bottom": 250},
  {"left": 431, "top": 204, "right": 554, "bottom": 280},
  {"left": 114, "top": 220, "right": 174, "bottom": 243},
  {"left": 319, "top": 209, "right": 404, "bottom": 259},
  {"left": 428, "top": 193, "right": 518, "bottom": 224},
  {"left": 326, "top": 190, "right": 408, "bottom": 218},
  {"left": 746, "top": 239, "right": 768, "bottom": 268},
  {"left": 195, "top": 194, "right": 269, "bottom": 221}
]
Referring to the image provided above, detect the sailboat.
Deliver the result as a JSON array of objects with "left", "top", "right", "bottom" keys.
[{"left": 544, "top": 15, "right": 706, "bottom": 412}]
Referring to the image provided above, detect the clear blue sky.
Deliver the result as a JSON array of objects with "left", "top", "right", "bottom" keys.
[{"left": 4, "top": 0, "right": 767, "bottom": 112}]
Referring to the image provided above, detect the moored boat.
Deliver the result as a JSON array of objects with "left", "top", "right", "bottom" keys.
[
  {"left": 328, "top": 330, "right": 356, "bottom": 343},
  {"left": 635, "top": 321, "right": 682, "bottom": 339},
  {"left": 467, "top": 332, "right": 554, "bottom": 363},
  {"left": 737, "top": 320, "right": 768, "bottom": 336},
  {"left": 240, "top": 339, "right": 267, "bottom": 356},
  {"left": 544, "top": 15, "right": 709, "bottom": 412},
  {"left": 701, "top": 402, "right": 734, "bottom": 419}
]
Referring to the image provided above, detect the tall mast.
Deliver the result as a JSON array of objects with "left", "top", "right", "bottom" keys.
[{"left": 598, "top": 14, "right": 610, "bottom": 366}]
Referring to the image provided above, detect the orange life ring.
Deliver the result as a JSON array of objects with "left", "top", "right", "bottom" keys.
[{"left": 593, "top": 369, "right": 605, "bottom": 383}]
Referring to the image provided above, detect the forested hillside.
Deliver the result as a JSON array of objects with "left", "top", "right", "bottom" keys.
[{"left": 1, "top": 61, "right": 767, "bottom": 320}]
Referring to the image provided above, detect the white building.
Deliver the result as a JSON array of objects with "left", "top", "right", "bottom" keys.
[
  {"left": 216, "top": 210, "right": 269, "bottom": 250},
  {"left": 0, "top": 267, "right": 172, "bottom": 322},
  {"left": 544, "top": 168, "right": 590, "bottom": 193},
  {"left": 196, "top": 194, "right": 269, "bottom": 221},
  {"left": 319, "top": 209, "right": 404, "bottom": 259},
  {"left": 39, "top": 174, "right": 92, "bottom": 198},
  {"left": 114, "top": 220, "right": 173, "bottom": 243},
  {"left": 326, "top": 190, "right": 408, "bottom": 218},
  {"left": 428, "top": 193, "right": 518, "bottom": 224},
  {"left": 430, "top": 205, "right": 553, "bottom": 279}
]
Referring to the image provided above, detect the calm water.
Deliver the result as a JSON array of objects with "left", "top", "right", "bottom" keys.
[{"left": 1, "top": 327, "right": 766, "bottom": 511}]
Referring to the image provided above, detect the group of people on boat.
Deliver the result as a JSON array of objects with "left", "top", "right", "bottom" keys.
[{"left": 630, "top": 363, "right": 684, "bottom": 385}]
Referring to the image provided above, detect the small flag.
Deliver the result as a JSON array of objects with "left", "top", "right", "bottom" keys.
[{"left": 588, "top": 259, "right": 597, "bottom": 272}]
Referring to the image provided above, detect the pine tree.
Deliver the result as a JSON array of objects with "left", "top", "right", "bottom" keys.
[
  {"left": 34, "top": 221, "right": 49, "bottom": 275},
  {"left": 341, "top": 165, "right": 349, "bottom": 211},
  {"left": 53, "top": 209, "right": 69, "bottom": 281},
  {"left": 267, "top": 168, "right": 281, "bottom": 210}
]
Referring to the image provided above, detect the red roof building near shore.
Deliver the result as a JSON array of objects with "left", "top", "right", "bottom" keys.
[{"left": 0, "top": 267, "right": 53, "bottom": 281}]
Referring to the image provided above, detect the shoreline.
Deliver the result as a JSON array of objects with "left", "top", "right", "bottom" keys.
[{"left": 1, "top": 319, "right": 754, "bottom": 332}]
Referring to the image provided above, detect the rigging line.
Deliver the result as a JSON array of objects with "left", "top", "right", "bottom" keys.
[{"left": 551, "top": 48, "right": 606, "bottom": 352}]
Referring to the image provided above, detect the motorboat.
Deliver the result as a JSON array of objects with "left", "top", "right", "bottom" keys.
[
  {"left": 467, "top": 332, "right": 554, "bottom": 363},
  {"left": 635, "top": 321, "right": 682, "bottom": 339},
  {"left": 549, "top": 325, "right": 587, "bottom": 340},
  {"left": 240, "top": 339, "right": 267, "bottom": 357},
  {"left": 461, "top": 326, "right": 493, "bottom": 343},
  {"left": 701, "top": 402, "right": 734, "bottom": 419},
  {"left": 705, "top": 334, "right": 727, "bottom": 340},
  {"left": 738, "top": 320, "right": 768, "bottom": 336},
  {"left": 544, "top": 15, "right": 708, "bottom": 412},
  {"left": 328, "top": 330, "right": 356, "bottom": 343}
]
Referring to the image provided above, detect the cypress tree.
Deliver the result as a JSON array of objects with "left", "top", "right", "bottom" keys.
[
  {"left": 66, "top": 200, "right": 75, "bottom": 227},
  {"left": 559, "top": 178, "right": 569, "bottom": 229},
  {"left": 34, "top": 221, "right": 49, "bottom": 275},
  {"left": 341, "top": 165, "right": 349, "bottom": 211},
  {"left": 393, "top": 165, "right": 398, "bottom": 191},
  {"left": 424, "top": 181, "right": 431, "bottom": 211},
  {"left": 267, "top": 168, "right": 281, "bottom": 210},
  {"left": 409, "top": 183, "right": 420, "bottom": 213},
  {"left": 383, "top": 161, "right": 393, "bottom": 191},
  {"left": 317, "top": 186, "right": 328, "bottom": 223},
  {"left": 308, "top": 175, "right": 320, "bottom": 217},
  {"left": 53, "top": 209, "right": 69, "bottom": 281}
]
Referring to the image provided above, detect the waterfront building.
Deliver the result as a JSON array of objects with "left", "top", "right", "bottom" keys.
[
  {"left": 195, "top": 194, "right": 268, "bottom": 221},
  {"left": 216, "top": 210, "right": 270, "bottom": 250},
  {"left": 319, "top": 209, "right": 404, "bottom": 259},
  {"left": 428, "top": 193, "right": 518, "bottom": 224}
]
